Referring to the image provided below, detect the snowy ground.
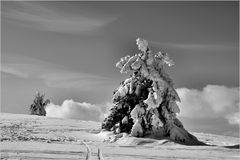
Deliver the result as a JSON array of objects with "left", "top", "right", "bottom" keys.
[{"left": 0, "top": 113, "right": 239, "bottom": 160}]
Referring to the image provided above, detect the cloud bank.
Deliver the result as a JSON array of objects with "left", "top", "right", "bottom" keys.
[
  {"left": 45, "top": 99, "right": 103, "bottom": 121},
  {"left": 176, "top": 85, "right": 239, "bottom": 125},
  {"left": 45, "top": 85, "right": 239, "bottom": 127}
]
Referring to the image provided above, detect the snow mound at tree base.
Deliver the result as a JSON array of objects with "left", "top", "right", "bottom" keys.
[
  {"left": 99, "top": 127, "right": 206, "bottom": 147},
  {"left": 165, "top": 123, "right": 206, "bottom": 145}
]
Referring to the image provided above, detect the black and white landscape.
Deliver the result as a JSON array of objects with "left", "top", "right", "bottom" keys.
[{"left": 1, "top": 1, "right": 239, "bottom": 160}]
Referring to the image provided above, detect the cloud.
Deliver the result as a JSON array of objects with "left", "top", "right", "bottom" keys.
[
  {"left": 2, "top": 54, "right": 113, "bottom": 90},
  {"left": 45, "top": 99, "right": 104, "bottom": 121},
  {"left": 226, "top": 112, "right": 240, "bottom": 125},
  {"left": 150, "top": 41, "right": 236, "bottom": 51},
  {"left": 176, "top": 85, "right": 239, "bottom": 125},
  {"left": 1, "top": 54, "right": 57, "bottom": 77},
  {"left": 39, "top": 72, "right": 112, "bottom": 89},
  {"left": 2, "top": 1, "right": 118, "bottom": 34},
  {"left": 1, "top": 65, "right": 29, "bottom": 78}
]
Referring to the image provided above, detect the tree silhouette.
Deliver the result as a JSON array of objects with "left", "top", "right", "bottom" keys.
[{"left": 29, "top": 91, "right": 50, "bottom": 116}]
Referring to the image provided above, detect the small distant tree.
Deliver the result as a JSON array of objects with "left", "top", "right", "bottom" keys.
[{"left": 29, "top": 91, "right": 50, "bottom": 116}]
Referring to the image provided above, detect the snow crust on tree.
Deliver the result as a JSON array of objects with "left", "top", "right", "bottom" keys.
[{"left": 102, "top": 38, "right": 204, "bottom": 145}]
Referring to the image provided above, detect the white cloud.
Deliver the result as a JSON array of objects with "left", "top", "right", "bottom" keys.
[
  {"left": 226, "top": 112, "right": 240, "bottom": 125},
  {"left": 45, "top": 99, "right": 103, "bottom": 121},
  {"left": 1, "top": 54, "right": 57, "bottom": 78},
  {"left": 3, "top": 1, "right": 118, "bottom": 34},
  {"left": 176, "top": 85, "right": 239, "bottom": 125},
  {"left": 45, "top": 85, "right": 239, "bottom": 125},
  {"left": 2, "top": 54, "right": 113, "bottom": 89},
  {"left": 1, "top": 65, "right": 29, "bottom": 78},
  {"left": 39, "top": 72, "right": 111, "bottom": 89},
  {"left": 150, "top": 41, "right": 236, "bottom": 51}
]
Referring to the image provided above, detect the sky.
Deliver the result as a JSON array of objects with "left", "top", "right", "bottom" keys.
[{"left": 1, "top": 1, "right": 239, "bottom": 137}]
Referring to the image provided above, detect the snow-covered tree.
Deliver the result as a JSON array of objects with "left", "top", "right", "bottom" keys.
[
  {"left": 102, "top": 38, "right": 203, "bottom": 145},
  {"left": 29, "top": 91, "right": 50, "bottom": 116}
]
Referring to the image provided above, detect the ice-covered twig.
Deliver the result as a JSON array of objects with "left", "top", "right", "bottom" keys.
[
  {"left": 155, "top": 51, "right": 174, "bottom": 66},
  {"left": 136, "top": 38, "right": 149, "bottom": 52}
]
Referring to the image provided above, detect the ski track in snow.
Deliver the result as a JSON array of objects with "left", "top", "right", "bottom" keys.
[{"left": 0, "top": 113, "right": 239, "bottom": 160}]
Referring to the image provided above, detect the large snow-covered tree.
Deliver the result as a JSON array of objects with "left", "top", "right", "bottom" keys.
[{"left": 102, "top": 38, "right": 203, "bottom": 145}]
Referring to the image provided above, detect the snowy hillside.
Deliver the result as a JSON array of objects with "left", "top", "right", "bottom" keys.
[{"left": 0, "top": 113, "right": 239, "bottom": 160}]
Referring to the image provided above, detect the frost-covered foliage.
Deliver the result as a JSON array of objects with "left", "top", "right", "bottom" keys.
[
  {"left": 29, "top": 91, "right": 50, "bottom": 116},
  {"left": 102, "top": 38, "right": 203, "bottom": 145}
]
